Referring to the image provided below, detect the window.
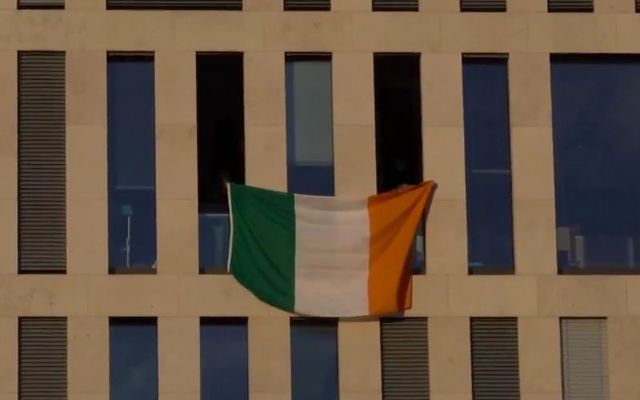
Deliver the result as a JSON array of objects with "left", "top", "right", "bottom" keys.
[
  {"left": 561, "top": 318, "right": 609, "bottom": 400},
  {"left": 200, "top": 318, "right": 248, "bottom": 400},
  {"left": 18, "top": 51, "right": 66, "bottom": 274},
  {"left": 19, "top": 317, "right": 67, "bottom": 400},
  {"left": 106, "top": 0, "right": 242, "bottom": 10},
  {"left": 380, "top": 318, "right": 429, "bottom": 399},
  {"left": 284, "top": 0, "right": 330, "bottom": 10},
  {"left": 462, "top": 55, "right": 514, "bottom": 274},
  {"left": 18, "top": 0, "right": 64, "bottom": 9},
  {"left": 460, "top": 0, "right": 506, "bottom": 12},
  {"left": 372, "top": 0, "right": 418, "bottom": 11},
  {"left": 290, "top": 319, "right": 339, "bottom": 400},
  {"left": 197, "top": 53, "right": 245, "bottom": 273},
  {"left": 110, "top": 318, "right": 158, "bottom": 400},
  {"left": 547, "top": 0, "right": 592, "bottom": 12},
  {"left": 285, "top": 54, "right": 335, "bottom": 196},
  {"left": 551, "top": 55, "right": 640, "bottom": 273},
  {"left": 374, "top": 53, "right": 424, "bottom": 274},
  {"left": 470, "top": 317, "right": 520, "bottom": 400},
  {"left": 107, "top": 54, "right": 157, "bottom": 273}
]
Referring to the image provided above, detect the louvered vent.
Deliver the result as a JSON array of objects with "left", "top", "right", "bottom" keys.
[
  {"left": 18, "top": 0, "right": 64, "bottom": 9},
  {"left": 372, "top": 0, "right": 418, "bottom": 11},
  {"left": 636, "top": 0, "right": 639, "bottom": 12},
  {"left": 18, "top": 52, "right": 66, "bottom": 274},
  {"left": 19, "top": 317, "right": 67, "bottom": 400},
  {"left": 470, "top": 318, "right": 520, "bottom": 400},
  {"left": 107, "top": 0, "right": 242, "bottom": 9},
  {"left": 460, "top": 0, "right": 506, "bottom": 11},
  {"left": 284, "top": 0, "right": 330, "bottom": 10},
  {"left": 561, "top": 318, "right": 609, "bottom": 400},
  {"left": 548, "top": 0, "right": 593, "bottom": 12},
  {"left": 381, "top": 318, "right": 429, "bottom": 400}
]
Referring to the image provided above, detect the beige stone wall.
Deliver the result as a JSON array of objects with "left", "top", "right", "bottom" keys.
[{"left": 0, "top": 1, "right": 638, "bottom": 399}]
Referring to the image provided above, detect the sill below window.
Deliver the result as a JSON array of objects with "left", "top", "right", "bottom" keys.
[
  {"left": 110, "top": 266, "right": 157, "bottom": 275},
  {"left": 469, "top": 266, "right": 515, "bottom": 275}
]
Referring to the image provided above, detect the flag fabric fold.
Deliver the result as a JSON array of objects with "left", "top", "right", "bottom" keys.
[{"left": 227, "top": 181, "right": 436, "bottom": 317}]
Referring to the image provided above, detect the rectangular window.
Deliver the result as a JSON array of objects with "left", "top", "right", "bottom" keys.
[
  {"left": 372, "top": 0, "right": 418, "bottom": 11},
  {"left": 462, "top": 55, "right": 514, "bottom": 274},
  {"left": 548, "top": 0, "right": 592, "bottom": 12},
  {"left": 18, "top": 0, "right": 64, "bottom": 9},
  {"left": 290, "top": 319, "right": 339, "bottom": 400},
  {"left": 107, "top": 54, "right": 157, "bottom": 273},
  {"left": 470, "top": 317, "right": 520, "bottom": 400},
  {"left": 200, "top": 318, "right": 248, "bottom": 400},
  {"left": 561, "top": 318, "right": 609, "bottom": 400},
  {"left": 285, "top": 54, "right": 335, "bottom": 196},
  {"left": 106, "top": 0, "right": 242, "bottom": 10},
  {"left": 374, "top": 53, "right": 424, "bottom": 274},
  {"left": 19, "top": 317, "right": 67, "bottom": 400},
  {"left": 551, "top": 55, "right": 640, "bottom": 273},
  {"left": 18, "top": 51, "right": 67, "bottom": 274},
  {"left": 380, "top": 318, "right": 429, "bottom": 399},
  {"left": 460, "top": 0, "right": 506, "bottom": 12},
  {"left": 110, "top": 318, "right": 158, "bottom": 400},
  {"left": 284, "top": 0, "right": 330, "bottom": 10},
  {"left": 197, "top": 53, "right": 245, "bottom": 273}
]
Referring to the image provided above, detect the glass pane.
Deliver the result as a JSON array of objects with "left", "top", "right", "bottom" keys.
[
  {"left": 290, "top": 320, "right": 339, "bottom": 400},
  {"left": 108, "top": 55, "right": 157, "bottom": 271},
  {"left": 200, "top": 319, "right": 248, "bottom": 400},
  {"left": 463, "top": 57, "right": 514, "bottom": 273},
  {"left": 199, "top": 213, "right": 230, "bottom": 272},
  {"left": 551, "top": 55, "right": 640, "bottom": 272},
  {"left": 109, "top": 319, "right": 158, "bottom": 400},
  {"left": 286, "top": 56, "right": 335, "bottom": 196}
]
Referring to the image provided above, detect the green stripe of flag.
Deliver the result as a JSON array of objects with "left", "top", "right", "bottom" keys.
[{"left": 228, "top": 183, "right": 296, "bottom": 312}]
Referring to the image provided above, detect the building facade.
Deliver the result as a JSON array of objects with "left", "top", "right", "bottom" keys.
[{"left": 1, "top": 0, "right": 640, "bottom": 399}]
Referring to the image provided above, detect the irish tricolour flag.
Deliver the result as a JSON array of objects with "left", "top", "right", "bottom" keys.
[{"left": 227, "top": 181, "right": 435, "bottom": 317}]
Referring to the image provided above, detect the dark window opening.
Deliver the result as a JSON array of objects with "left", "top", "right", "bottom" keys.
[
  {"left": 284, "top": 0, "right": 330, "bottom": 11},
  {"left": 374, "top": 53, "right": 424, "bottom": 274},
  {"left": 106, "top": 0, "right": 242, "bottom": 10},
  {"left": 197, "top": 53, "right": 245, "bottom": 273}
]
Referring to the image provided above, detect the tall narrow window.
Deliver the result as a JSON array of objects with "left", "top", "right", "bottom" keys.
[
  {"left": 19, "top": 317, "right": 67, "bottom": 400},
  {"left": 380, "top": 318, "right": 429, "bottom": 399},
  {"left": 107, "top": 54, "right": 157, "bottom": 273},
  {"left": 470, "top": 317, "right": 520, "bottom": 400},
  {"left": 18, "top": 51, "right": 66, "bottom": 274},
  {"left": 374, "top": 53, "right": 424, "bottom": 273},
  {"left": 561, "top": 318, "right": 609, "bottom": 400},
  {"left": 110, "top": 318, "right": 158, "bottom": 400},
  {"left": 290, "top": 319, "right": 339, "bottom": 400},
  {"left": 197, "top": 53, "right": 245, "bottom": 273},
  {"left": 462, "top": 55, "right": 514, "bottom": 274},
  {"left": 200, "top": 318, "right": 248, "bottom": 400},
  {"left": 285, "top": 54, "right": 334, "bottom": 196},
  {"left": 551, "top": 55, "right": 640, "bottom": 273}
]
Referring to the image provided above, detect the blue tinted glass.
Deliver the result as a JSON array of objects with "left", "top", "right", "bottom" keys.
[
  {"left": 551, "top": 55, "right": 640, "bottom": 272},
  {"left": 286, "top": 57, "right": 335, "bottom": 196},
  {"left": 108, "top": 56, "right": 157, "bottom": 270},
  {"left": 200, "top": 319, "right": 248, "bottom": 400},
  {"left": 463, "top": 57, "right": 515, "bottom": 273},
  {"left": 110, "top": 320, "right": 158, "bottom": 400},
  {"left": 198, "top": 213, "right": 230, "bottom": 273},
  {"left": 291, "top": 320, "right": 338, "bottom": 400}
]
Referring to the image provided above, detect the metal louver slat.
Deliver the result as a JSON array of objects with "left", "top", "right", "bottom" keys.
[
  {"left": 470, "top": 318, "right": 520, "bottom": 400},
  {"left": 372, "top": 0, "right": 418, "bottom": 11},
  {"left": 561, "top": 318, "right": 609, "bottom": 400},
  {"left": 284, "top": 0, "right": 330, "bottom": 10},
  {"left": 381, "top": 318, "right": 429, "bottom": 400},
  {"left": 106, "top": 0, "right": 242, "bottom": 9},
  {"left": 548, "top": 0, "right": 593, "bottom": 12},
  {"left": 460, "top": 0, "right": 506, "bottom": 12},
  {"left": 18, "top": 0, "right": 64, "bottom": 9},
  {"left": 19, "top": 317, "right": 67, "bottom": 400},
  {"left": 18, "top": 52, "right": 66, "bottom": 274}
]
